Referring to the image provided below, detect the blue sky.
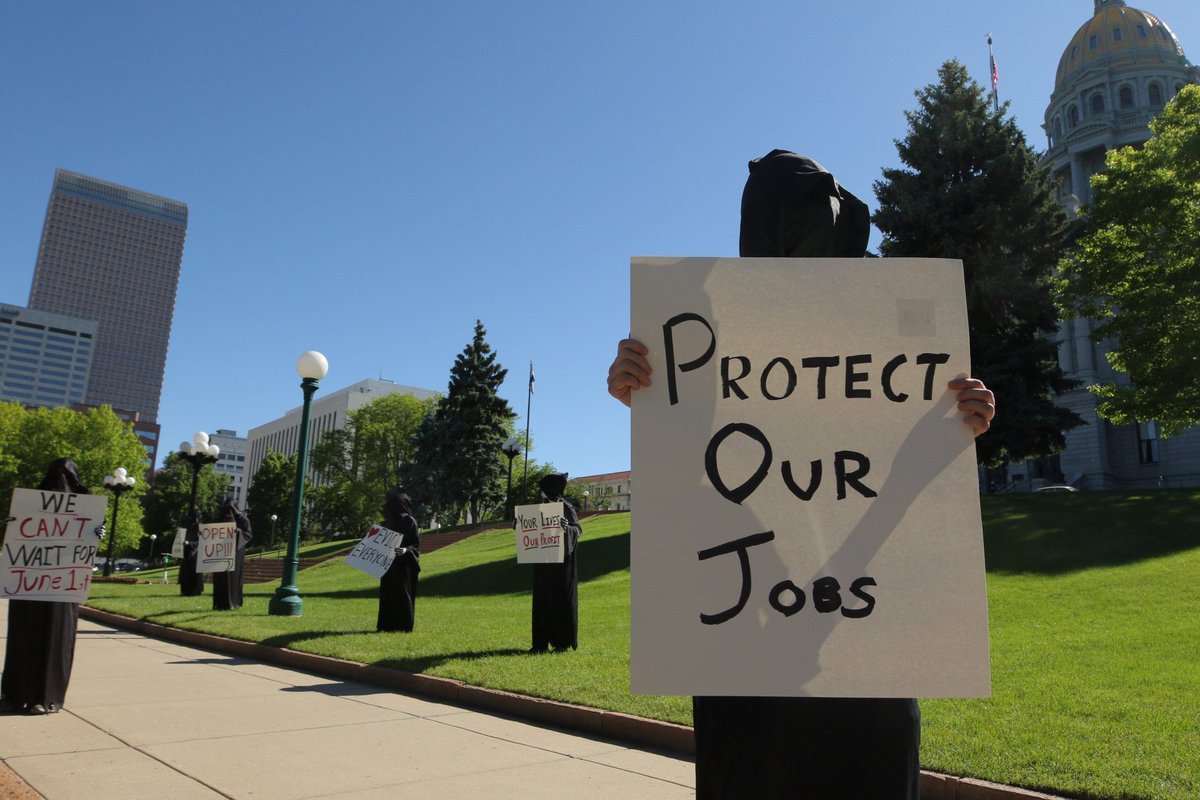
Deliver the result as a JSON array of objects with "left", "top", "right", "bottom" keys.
[{"left": 3, "top": 1, "right": 1198, "bottom": 479}]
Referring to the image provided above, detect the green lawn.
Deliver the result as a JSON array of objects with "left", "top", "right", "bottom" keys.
[{"left": 86, "top": 492, "right": 1200, "bottom": 800}]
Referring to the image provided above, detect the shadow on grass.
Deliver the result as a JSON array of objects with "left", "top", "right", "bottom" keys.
[{"left": 982, "top": 490, "right": 1200, "bottom": 575}]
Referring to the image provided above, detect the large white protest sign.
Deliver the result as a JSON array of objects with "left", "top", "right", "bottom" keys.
[
  {"left": 345, "top": 525, "right": 403, "bottom": 579},
  {"left": 1, "top": 488, "right": 107, "bottom": 602},
  {"left": 630, "top": 257, "right": 989, "bottom": 698},
  {"left": 171, "top": 528, "right": 186, "bottom": 559},
  {"left": 514, "top": 502, "right": 566, "bottom": 564},
  {"left": 196, "top": 522, "right": 238, "bottom": 573}
]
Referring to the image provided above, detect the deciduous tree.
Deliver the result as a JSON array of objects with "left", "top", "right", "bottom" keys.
[{"left": 1055, "top": 85, "right": 1200, "bottom": 435}]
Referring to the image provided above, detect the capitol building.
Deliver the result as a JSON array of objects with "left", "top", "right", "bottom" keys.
[{"left": 1032, "top": 0, "right": 1199, "bottom": 490}]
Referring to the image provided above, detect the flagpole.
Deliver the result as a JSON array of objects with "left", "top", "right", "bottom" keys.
[
  {"left": 988, "top": 33, "right": 999, "bottom": 113},
  {"left": 523, "top": 361, "right": 533, "bottom": 492}
]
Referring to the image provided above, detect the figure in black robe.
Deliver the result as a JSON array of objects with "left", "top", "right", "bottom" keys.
[
  {"left": 178, "top": 508, "right": 205, "bottom": 596},
  {"left": 376, "top": 487, "right": 420, "bottom": 632},
  {"left": 691, "top": 149, "right": 921, "bottom": 800},
  {"left": 530, "top": 472, "right": 581, "bottom": 652},
  {"left": 1, "top": 458, "right": 100, "bottom": 715},
  {"left": 212, "top": 499, "right": 252, "bottom": 611}
]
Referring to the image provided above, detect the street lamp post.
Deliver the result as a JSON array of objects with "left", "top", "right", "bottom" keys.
[
  {"left": 582, "top": 490, "right": 589, "bottom": 514},
  {"left": 268, "top": 513, "right": 278, "bottom": 551},
  {"left": 501, "top": 437, "right": 521, "bottom": 520},
  {"left": 269, "top": 351, "right": 328, "bottom": 617},
  {"left": 177, "top": 431, "right": 219, "bottom": 595},
  {"left": 101, "top": 468, "right": 136, "bottom": 577},
  {"left": 148, "top": 534, "right": 157, "bottom": 566}
]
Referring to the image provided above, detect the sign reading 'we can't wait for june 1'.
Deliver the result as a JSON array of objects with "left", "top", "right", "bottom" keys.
[
  {"left": 514, "top": 502, "right": 565, "bottom": 564},
  {"left": 1, "top": 488, "right": 107, "bottom": 603},
  {"left": 629, "top": 257, "right": 990, "bottom": 699}
]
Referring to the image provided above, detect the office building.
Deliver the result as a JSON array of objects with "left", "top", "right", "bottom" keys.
[
  {"left": 28, "top": 169, "right": 188, "bottom": 423},
  {"left": 244, "top": 379, "right": 438, "bottom": 494},
  {"left": 209, "top": 428, "right": 248, "bottom": 507},
  {"left": 0, "top": 304, "right": 96, "bottom": 409}
]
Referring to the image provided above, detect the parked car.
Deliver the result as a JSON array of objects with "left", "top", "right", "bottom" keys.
[{"left": 1035, "top": 484, "right": 1079, "bottom": 493}]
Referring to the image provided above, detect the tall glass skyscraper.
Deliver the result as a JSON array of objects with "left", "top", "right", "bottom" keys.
[{"left": 27, "top": 169, "right": 188, "bottom": 422}]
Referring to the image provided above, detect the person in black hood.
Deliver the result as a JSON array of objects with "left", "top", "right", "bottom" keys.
[
  {"left": 178, "top": 507, "right": 205, "bottom": 597},
  {"left": 1, "top": 458, "right": 102, "bottom": 715},
  {"left": 607, "top": 150, "right": 997, "bottom": 799},
  {"left": 529, "top": 472, "right": 581, "bottom": 652},
  {"left": 211, "top": 499, "right": 252, "bottom": 611},
  {"left": 377, "top": 487, "right": 420, "bottom": 632}
]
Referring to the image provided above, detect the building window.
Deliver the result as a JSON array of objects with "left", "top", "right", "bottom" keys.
[
  {"left": 1137, "top": 421, "right": 1160, "bottom": 464},
  {"left": 1091, "top": 93, "right": 1105, "bottom": 115},
  {"left": 1149, "top": 83, "right": 1163, "bottom": 105},
  {"left": 1137, "top": 24, "right": 1147, "bottom": 38},
  {"left": 1119, "top": 86, "right": 1134, "bottom": 109},
  {"left": 1089, "top": 34, "right": 1098, "bottom": 50},
  {"left": 1112, "top": 27, "right": 1122, "bottom": 42},
  {"left": 1068, "top": 105, "right": 1080, "bottom": 128}
]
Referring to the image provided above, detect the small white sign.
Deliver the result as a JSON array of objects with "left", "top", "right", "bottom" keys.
[
  {"left": 196, "top": 521, "right": 238, "bottom": 573},
  {"left": 514, "top": 502, "right": 566, "bottom": 564},
  {"left": 0, "top": 488, "right": 107, "bottom": 602},
  {"left": 345, "top": 524, "right": 403, "bottom": 579},
  {"left": 171, "top": 528, "right": 186, "bottom": 559}
]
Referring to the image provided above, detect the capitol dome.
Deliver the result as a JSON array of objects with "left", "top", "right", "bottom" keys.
[{"left": 1042, "top": 0, "right": 1198, "bottom": 198}]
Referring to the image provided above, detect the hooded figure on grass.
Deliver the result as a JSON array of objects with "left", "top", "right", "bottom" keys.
[
  {"left": 529, "top": 472, "right": 582, "bottom": 652},
  {"left": 377, "top": 487, "right": 420, "bottom": 632}
]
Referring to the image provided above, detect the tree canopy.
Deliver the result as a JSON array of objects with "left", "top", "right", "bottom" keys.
[
  {"left": 307, "top": 392, "right": 436, "bottom": 538},
  {"left": 1055, "top": 85, "right": 1200, "bottom": 436},
  {"left": 0, "top": 402, "right": 150, "bottom": 554},
  {"left": 872, "top": 60, "right": 1082, "bottom": 465},
  {"left": 403, "top": 321, "right": 516, "bottom": 524},
  {"left": 140, "top": 450, "right": 231, "bottom": 542},
  {"left": 244, "top": 449, "right": 302, "bottom": 548}
]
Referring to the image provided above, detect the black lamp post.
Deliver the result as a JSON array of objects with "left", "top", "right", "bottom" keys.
[
  {"left": 177, "top": 431, "right": 219, "bottom": 595},
  {"left": 101, "top": 468, "right": 136, "bottom": 577},
  {"left": 582, "top": 490, "right": 589, "bottom": 514},
  {"left": 148, "top": 533, "right": 157, "bottom": 566},
  {"left": 269, "top": 350, "right": 328, "bottom": 617},
  {"left": 268, "top": 513, "right": 278, "bottom": 551},
  {"left": 501, "top": 437, "right": 521, "bottom": 520}
]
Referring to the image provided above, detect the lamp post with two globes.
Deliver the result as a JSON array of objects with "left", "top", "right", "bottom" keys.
[
  {"left": 101, "top": 468, "right": 136, "bottom": 577},
  {"left": 269, "top": 351, "right": 328, "bottom": 617},
  {"left": 177, "top": 431, "right": 219, "bottom": 595}
]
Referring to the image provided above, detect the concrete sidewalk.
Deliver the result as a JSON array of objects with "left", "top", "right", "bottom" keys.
[{"left": 1, "top": 608, "right": 695, "bottom": 800}]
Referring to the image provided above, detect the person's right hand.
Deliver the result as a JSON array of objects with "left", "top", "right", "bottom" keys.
[{"left": 607, "top": 338, "right": 652, "bottom": 407}]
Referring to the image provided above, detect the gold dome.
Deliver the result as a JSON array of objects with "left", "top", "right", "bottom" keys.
[{"left": 1055, "top": 1, "right": 1188, "bottom": 91}]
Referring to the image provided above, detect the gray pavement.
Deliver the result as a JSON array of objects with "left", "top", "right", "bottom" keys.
[{"left": 1, "top": 606, "right": 695, "bottom": 800}]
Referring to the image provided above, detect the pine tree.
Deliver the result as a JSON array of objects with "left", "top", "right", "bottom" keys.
[
  {"left": 406, "top": 321, "right": 516, "bottom": 523},
  {"left": 873, "top": 60, "right": 1082, "bottom": 465}
]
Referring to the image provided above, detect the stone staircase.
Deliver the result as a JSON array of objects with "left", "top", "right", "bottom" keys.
[{"left": 241, "top": 522, "right": 507, "bottom": 584}]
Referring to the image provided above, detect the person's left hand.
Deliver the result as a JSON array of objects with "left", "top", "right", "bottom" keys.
[
  {"left": 93, "top": 524, "right": 106, "bottom": 539},
  {"left": 948, "top": 377, "right": 996, "bottom": 437}
]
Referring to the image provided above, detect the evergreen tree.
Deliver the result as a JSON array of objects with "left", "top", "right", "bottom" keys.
[
  {"left": 405, "top": 321, "right": 516, "bottom": 523},
  {"left": 873, "top": 60, "right": 1082, "bottom": 465},
  {"left": 1055, "top": 85, "right": 1200, "bottom": 435}
]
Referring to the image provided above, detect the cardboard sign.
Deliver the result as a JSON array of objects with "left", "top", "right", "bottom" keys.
[
  {"left": 1, "top": 488, "right": 107, "bottom": 602},
  {"left": 345, "top": 524, "right": 403, "bottom": 579},
  {"left": 629, "top": 257, "right": 989, "bottom": 698},
  {"left": 196, "top": 521, "right": 238, "bottom": 573},
  {"left": 171, "top": 528, "right": 186, "bottom": 559},
  {"left": 514, "top": 502, "right": 566, "bottom": 564}
]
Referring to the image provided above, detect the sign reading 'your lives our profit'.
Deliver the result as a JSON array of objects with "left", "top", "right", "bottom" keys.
[
  {"left": 629, "top": 257, "right": 990, "bottom": 698},
  {"left": 514, "top": 503, "right": 566, "bottom": 564},
  {"left": 1, "top": 488, "right": 107, "bottom": 603},
  {"left": 196, "top": 522, "right": 238, "bottom": 574},
  {"left": 345, "top": 525, "right": 404, "bottom": 579}
]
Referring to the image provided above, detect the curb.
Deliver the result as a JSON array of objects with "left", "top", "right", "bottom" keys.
[{"left": 79, "top": 606, "right": 1068, "bottom": 800}]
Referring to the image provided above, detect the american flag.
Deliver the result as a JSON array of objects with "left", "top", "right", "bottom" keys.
[{"left": 528, "top": 362, "right": 535, "bottom": 396}]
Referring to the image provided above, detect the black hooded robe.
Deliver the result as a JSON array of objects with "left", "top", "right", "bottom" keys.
[
  {"left": 691, "top": 150, "right": 921, "bottom": 800},
  {"left": 531, "top": 473, "right": 581, "bottom": 651},
  {"left": 212, "top": 502, "right": 253, "bottom": 611},
  {"left": 1, "top": 458, "right": 91, "bottom": 714},
  {"left": 178, "top": 510, "right": 205, "bottom": 597},
  {"left": 377, "top": 492, "right": 421, "bottom": 632}
]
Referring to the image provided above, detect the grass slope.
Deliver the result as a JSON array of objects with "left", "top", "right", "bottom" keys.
[{"left": 86, "top": 492, "right": 1200, "bottom": 800}]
